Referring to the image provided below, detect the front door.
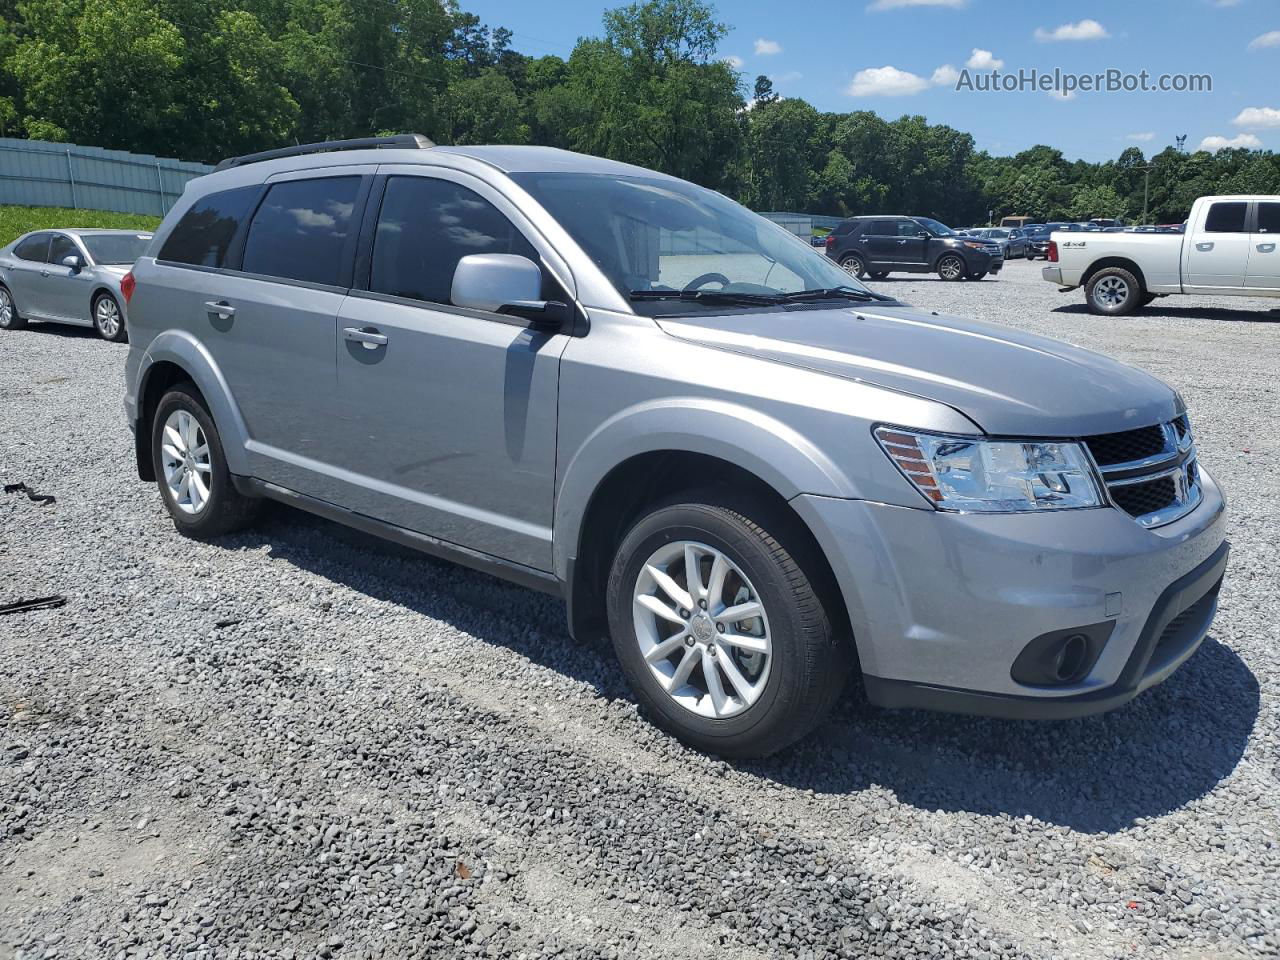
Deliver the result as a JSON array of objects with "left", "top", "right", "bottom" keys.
[
  {"left": 42, "top": 234, "right": 94, "bottom": 322},
  {"left": 1185, "top": 200, "right": 1250, "bottom": 289},
  {"left": 331, "top": 170, "right": 569, "bottom": 571},
  {"left": 1246, "top": 201, "right": 1280, "bottom": 291}
]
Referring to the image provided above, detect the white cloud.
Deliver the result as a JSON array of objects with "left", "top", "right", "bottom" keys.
[
  {"left": 1234, "top": 106, "right": 1280, "bottom": 128},
  {"left": 965, "top": 48, "right": 1004, "bottom": 70},
  {"left": 1034, "top": 19, "right": 1110, "bottom": 42},
  {"left": 931, "top": 64, "right": 960, "bottom": 86},
  {"left": 846, "top": 65, "right": 930, "bottom": 96},
  {"left": 754, "top": 38, "right": 781, "bottom": 55},
  {"left": 1199, "top": 133, "right": 1263, "bottom": 152},
  {"left": 1249, "top": 31, "right": 1280, "bottom": 50},
  {"left": 723, "top": 54, "right": 744, "bottom": 69},
  {"left": 1127, "top": 131, "right": 1156, "bottom": 141},
  {"left": 868, "top": 0, "right": 964, "bottom": 9}
]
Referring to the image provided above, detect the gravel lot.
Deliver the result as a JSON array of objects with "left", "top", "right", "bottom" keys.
[{"left": 2, "top": 258, "right": 1278, "bottom": 960}]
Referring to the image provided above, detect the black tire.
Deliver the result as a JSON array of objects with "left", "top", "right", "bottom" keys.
[
  {"left": 839, "top": 254, "right": 867, "bottom": 279},
  {"left": 0, "top": 285, "right": 26, "bottom": 330},
  {"left": 1141, "top": 292, "right": 1159, "bottom": 306},
  {"left": 869, "top": 271, "right": 890, "bottom": 280},
  {"left": 938, "top": 254, "right": 966, "bottom": 282},
  {"left": 605, "top": 491, "right": 851, "bottom": 759},
  {"left": 92, "top": 291, "right": 127, "bottom": 342},
  {"left": 1085, "top": 266, "right": 1144, "bottom": 316},
  {"left": 150, "top": 383, "right": 261, "bottom": 539}
]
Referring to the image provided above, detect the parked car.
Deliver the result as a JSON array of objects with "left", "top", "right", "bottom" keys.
[
  {"left": 972, "top": 227, "right": 1031, "bottom": 259},
  {"left": 1044, "top": 194, "right": 1280, "bottom": 315},
  {"left": 825, "top": 215, "right": 1003, "bottom": 281},
  {"left": 0, "top": 229, "right": 151, "bottom": 341},
  {"left": 121, "top": 136, "right": 1227, "bottom": 757},
  {"left": 1025, "top": 222, "right": 1083, "bottom": 260}
]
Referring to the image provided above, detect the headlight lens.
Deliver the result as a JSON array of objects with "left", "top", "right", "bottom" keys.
[{"left": 875, "top": 427, "right": 1103, "bottom": 512}]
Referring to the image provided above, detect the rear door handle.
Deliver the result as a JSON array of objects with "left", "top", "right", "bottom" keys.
[
  {"left": 1195, "top": 242, "right": 1215, "bottom": 252},
  {"left": 204, "top": 300, "right": 236, "bottom": 320},
  {"left": 1258, "top": 243, "right": 1276, "bottom": 253},
  {"left": 343, "top": 326, "right": 388, "bottom": 348}
]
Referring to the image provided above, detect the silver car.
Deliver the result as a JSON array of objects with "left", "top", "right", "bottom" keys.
[
  {"left": 0, "top": 228, "right": 151, "bottom": 341},
  {"left": 118, "top": 136, "right": 1228, "bottom": 758}
]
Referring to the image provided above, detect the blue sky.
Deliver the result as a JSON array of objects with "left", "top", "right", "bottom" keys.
[{"left": 464, "top": 0, "right": 1280, "bottom": 162}]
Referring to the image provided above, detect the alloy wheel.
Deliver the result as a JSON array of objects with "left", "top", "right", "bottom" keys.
[
  {"left": 161, "top": 409, "right": 212, "bottom": 515},
  {"left": 0, "top": 288, "right": 12, "bottom": 327},
  {"left": 1093, "top": 276, "right": 1129, "bottom": 310},
  {"left": 632, "top": 540, "right": 772, "bottom": 720},
  {"left": 95, "top": 297, "right": 121, "bottom": 339},
  {"left": 939, "top": 257, "right": 964, "bottom": 280}
]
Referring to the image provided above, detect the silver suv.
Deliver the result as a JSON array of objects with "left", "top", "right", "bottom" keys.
[{"left": 123, "top": 135, "right": 1228, "bottom": 757}]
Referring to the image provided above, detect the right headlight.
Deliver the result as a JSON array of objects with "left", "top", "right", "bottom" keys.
[{"left": 875, "top": 427, "right": 1103, "bottom": 513}]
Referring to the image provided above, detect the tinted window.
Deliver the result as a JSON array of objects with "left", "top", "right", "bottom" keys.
[
  {"left": 370, "top": 177, "right": 537, "bottom": 306},
  {"left": 896, "top": 221, "right": 923, "bottom": 238},
  {"left": 1204, "top": 201, "right": 1248, "bottom": 234},
  {"left": 1257, "top": 203, "right": 1280, "bottom": 234},
  {"left": 867, "top": 220, "right": 897, "bottom": 236},
  {"left": 14, "top": 234, "right": 49, "bottom": 262},
  {"left": 159, "top": 186, "right": 260, "bottom": 267},
  {"left": 82, "top": 233, "right": 152, "bottom": 265},
  {"left": 241, "top": 177, "right": 360, "bottom": 285},
  {"left": 48, "top": 235, "right": 78, "bottom": 264}
]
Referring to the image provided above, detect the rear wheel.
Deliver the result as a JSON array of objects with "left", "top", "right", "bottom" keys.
[
  {"left": 1086, "top": 266, "right": 1143, "bottom": 316},
  {"left": 93, "top": 292, "right": 126, "bottom": 342},
  {"left": 938, "top": 254, "right": 966, "bottom": 281},
  {"left": 606, "top": 492, "right": 851, "bottom": 759},
  {"left": 151, "top": 384, "right": 261, "bottom": 538},
  {"left": 0, "top": 285, "right": 26, "bottom": 330},
  {"left": 839, "top": 254, "right": 867, "bottom": 279}
]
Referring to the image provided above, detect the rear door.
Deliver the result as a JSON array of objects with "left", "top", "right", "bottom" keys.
[
  {"left": 860, "top": 219, "right": 902, "bottom": 266},
  {"left": 1246, "top": 201, "right": 1280, "bottom": 290},
  {"left": 1184, "top": 200, "right": 1250, "bottom": 289},
  {"left": 7, "top": 233, "right": 51, "bottom": 314}
]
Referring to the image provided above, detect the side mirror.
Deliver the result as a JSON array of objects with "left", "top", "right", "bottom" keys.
[
  {"left": 61, "top": 254, "right": 83, "bottom": 272},
  {"left": 917, "top": 231, "right": 931, "bottom": 240},
  {"left": 451, "top": 253, "right": 568, "bottom": 328}
]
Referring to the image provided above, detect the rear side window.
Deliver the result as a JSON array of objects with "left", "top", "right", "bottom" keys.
[
  {"left": 867, "top": 220, "right": 897, "bottom": 236},
  {"left": 369, "top": 176, "right": 538, "bottom": 307},
  {"left": 159, "top": 185, "right": 260, "bottom": 267},
  {"left": 241, "top": 177, "right": 361, "bottom": 286},
  {"left": 14, "top": 234, "right": 49, "bottom": 261},
  {"left": 1256, "top": 203, "right": 1280, "bottom": 234},
  {"left": 1203, "top": 201, "right": 1248, "bottom": 234}
]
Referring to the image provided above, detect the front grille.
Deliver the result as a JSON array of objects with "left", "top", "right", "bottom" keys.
[
  {"left": 1085, "top": 418, "right": 1202, "bottom": 528},
  {"left": 1085, "top": 425, "right": 1167, "bottom": 466},
  {"left": 1110, "top": 475, "right": 1178, "bottom": 516}
]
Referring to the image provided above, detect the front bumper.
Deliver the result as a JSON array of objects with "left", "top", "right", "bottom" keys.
[{"left": 791, "top": 467, "right": 1228, "bottom": 719}]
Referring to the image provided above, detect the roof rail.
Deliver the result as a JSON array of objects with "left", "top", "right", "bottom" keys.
[{"left": 213, "top": 134, "right": 435, "bottom": 172}]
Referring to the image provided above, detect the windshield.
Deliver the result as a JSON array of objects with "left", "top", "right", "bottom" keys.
[
  {"left": 912, "top": 217, "right": 955, "bottom": 237},
  {"left": 510, "top": 172, "right": 875, "bottom": 314},
  {"left": 81, "top": 233, "right": 152, "bottom": 265},
  {"left": 987, "top": 229, "right": 1010, "bottom": 238}
]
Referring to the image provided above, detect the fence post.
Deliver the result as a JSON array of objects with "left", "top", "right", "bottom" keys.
[
  {"left": 65, "top": 149, "right": 77, "bottom": 209},
  {"left": 155, "top": 162, "right": 165, "bottom": 215}
]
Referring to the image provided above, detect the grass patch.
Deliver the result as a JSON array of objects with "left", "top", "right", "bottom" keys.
[{"left": 0, "top": 205, "right": 161, "bottom": 246}]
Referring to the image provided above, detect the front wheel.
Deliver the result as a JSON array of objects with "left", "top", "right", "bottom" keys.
[
  {"left": 839, "top": 254, "right": 867, "bottom": 279},
  {"left": 151, "top": 384, "right": 261, "bottom": 538},
  {"left": 0, "top": 285, "right": 26, "bottom": 330},
  {"left": 93, "top": 292, "right": 126, "bottom": 342},
  {"left": 1086, "top": 266, "right": 1144, "bottom": 316},
  {"left": 606, "top": 493, "right": 851, "bottom": 758},
  {"left": 938, "top": 254, "right": 966, "bottom": 281}
]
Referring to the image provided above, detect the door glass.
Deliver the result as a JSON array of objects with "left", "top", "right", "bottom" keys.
[
  {"left": 14, "top": 234, "right": 49, "bottom": 262},
  {"left": 896, "top": 221, "right": 923, "bottom": 237},
  {"left": 867, "top": 220, "right": 896, "bottom": 236},
  {"left": 159, "top": 185, "right": 260, "bottom": 267},
  {"left": 1257, "top": 203, "right": 1280, "bottom": 235},
  {"left": 1203, "top": 202, "right": 1248, "bottom": 234},
  {"left": 242, "top": 177, "right": 361, "bottom": 285},
  {"left": 370, "top": 176, "right": 538, "bottom": 306},
  {"left": 48, "top": 235, "right": 78, "bottom": 265}
]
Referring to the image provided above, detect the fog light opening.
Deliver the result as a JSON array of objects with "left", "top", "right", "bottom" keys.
[{"left": 1054, "top": 634, "right": 1090, "bottom": 683}]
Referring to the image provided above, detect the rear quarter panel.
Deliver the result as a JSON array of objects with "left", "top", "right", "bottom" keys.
[{"left": 1055, "top": 232, "right": 1184, "bottom": 291}]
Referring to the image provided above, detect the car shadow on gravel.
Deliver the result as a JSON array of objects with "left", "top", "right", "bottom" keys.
[
  {"left": 745, "top": 637, "right": 1260, "bottom": 833},
  {"left": 1052, "top": 302, "right": 1280, "bottom": 323}
]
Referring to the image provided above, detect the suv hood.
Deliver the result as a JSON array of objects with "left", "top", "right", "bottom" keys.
[{"left": 657, "top": 304, "right": 1180, "bottom": 437}]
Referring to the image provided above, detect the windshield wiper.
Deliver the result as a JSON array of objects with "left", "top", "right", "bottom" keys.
[
  {"left": 629, "top": 289, "right": 786, "bottom": 306},
  {"left": 778, "top": 287, "right": 893, "bottom": 303}
]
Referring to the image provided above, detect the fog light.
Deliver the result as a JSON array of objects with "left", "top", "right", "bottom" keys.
[{"left": 1011, "top": 622, "right": 1115, "bottom": 687}]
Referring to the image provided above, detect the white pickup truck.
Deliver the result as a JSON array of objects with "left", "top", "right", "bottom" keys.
[{"left": 1042, "top": 195, "right": 1280, "bottom": 315}]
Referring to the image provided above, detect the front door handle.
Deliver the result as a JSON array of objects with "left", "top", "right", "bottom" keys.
[
  {"left": 204, "top": 300, "right": 236, "bottom": 320},
  {"left": 39, "top": 269, "right": 49, "bottom": 278},
  {"left": 1196, "top": 242, "right": 1215, "bottom": 252},
  {"left": 343, "top": 326, "right": 388, "bottom": 348},
  {"left": 1257, "top": 243, "right": 1276, "bottom": 253}
]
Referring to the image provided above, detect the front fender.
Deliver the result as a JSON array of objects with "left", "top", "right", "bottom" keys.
[
  {"left": 553, "top": 397, "right": 856, "bottom": 580},
  {"left": 134, "top": 330, "right": 251, "bottom": 475}
]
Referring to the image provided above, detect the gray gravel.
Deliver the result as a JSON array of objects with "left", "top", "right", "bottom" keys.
[{"left": 1, "top": 258, "right": 1278, "bottom": 960}]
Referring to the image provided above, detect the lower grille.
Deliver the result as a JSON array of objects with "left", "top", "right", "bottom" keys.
[{"left": 1151, "top": 577, "right": 1222, "bottom": 666}]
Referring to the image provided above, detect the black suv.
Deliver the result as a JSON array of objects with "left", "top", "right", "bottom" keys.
[{"left": 824, "top": 216, "right": 1003, "bottom": 282}]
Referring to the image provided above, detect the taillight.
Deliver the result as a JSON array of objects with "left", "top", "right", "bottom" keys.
[
  {"left": 824, "top": 234, "right": 835, "bottom": 250},
  {"left": 120, "top": 271, "right": 136, "bottom": 303},
  {"left": 1047, "top": 241, "right": 1059, "bottom": 263}
]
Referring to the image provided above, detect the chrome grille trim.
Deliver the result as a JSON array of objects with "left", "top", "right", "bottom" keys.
[{"left": 1085, "top": 419, "right": 1202, "bottom": 529}]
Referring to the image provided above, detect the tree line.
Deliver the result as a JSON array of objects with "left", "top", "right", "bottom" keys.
[{"left": 0, "top": 0, "right": 1277, "bottom": 226}]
